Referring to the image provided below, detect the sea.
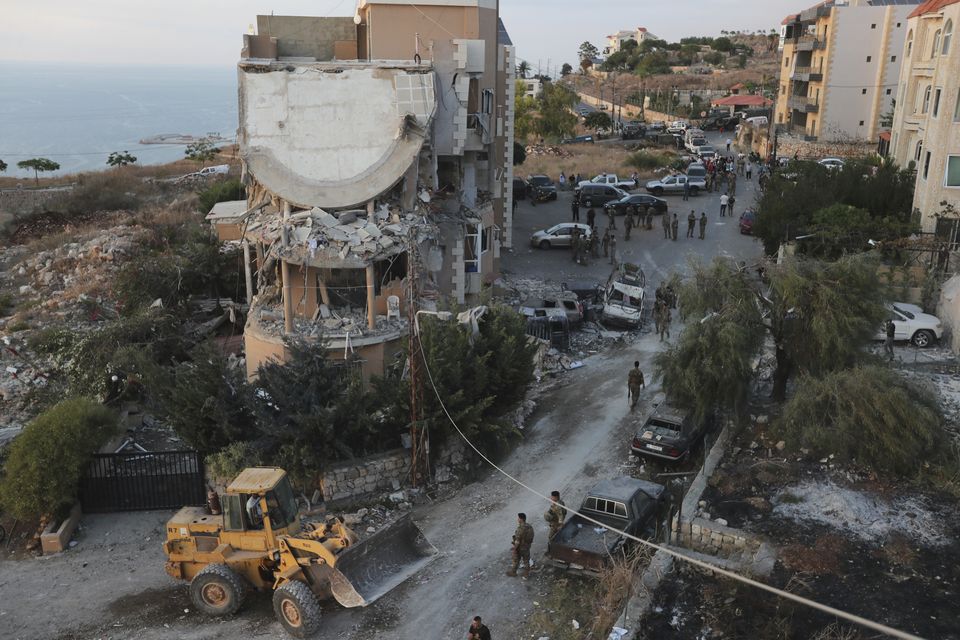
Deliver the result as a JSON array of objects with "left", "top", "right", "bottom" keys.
[{"left": 0, "top": 61, "right": 238, "bottom": 177}]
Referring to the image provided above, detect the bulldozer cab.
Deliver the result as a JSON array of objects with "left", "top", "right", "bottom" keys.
[{"left": 220, "top": 468, "right": 301, "bottom": 546}]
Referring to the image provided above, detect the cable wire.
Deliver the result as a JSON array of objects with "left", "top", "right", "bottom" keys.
[{"left": 415, "top": 330, "right": 926, "bottom": 640}]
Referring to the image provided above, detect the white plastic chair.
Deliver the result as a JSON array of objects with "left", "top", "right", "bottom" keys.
[{"left": 387, "top": 295, "right": 401, "bottom": 321}]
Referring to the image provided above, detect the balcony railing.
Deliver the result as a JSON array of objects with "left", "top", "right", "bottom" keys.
[
  {"left": 795, "top": 35, "right": 826, "bottom": 51},
  {"left": 791, "top": 66, "right": 824, "bottom": 82},
  {"left": 787, "top": 95, "right": 820, "bottom": 112}
]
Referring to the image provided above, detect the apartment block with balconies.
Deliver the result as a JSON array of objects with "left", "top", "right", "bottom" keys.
[
  {"left": 775, "top": 0, "right": 919, "bottom": 143},
  {"left": 889, "top": 0, "right": 960, "bottom": 231}
]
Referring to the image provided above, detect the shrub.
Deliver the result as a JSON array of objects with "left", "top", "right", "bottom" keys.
[
  {"left": 0, "top": 398, "right": 117, "bottom": 520},
  {"left": 58, "top": 171, "right": 145, "bottom": 214},
  {"left": 198, "top": 178, "right": 245, "bottom": 214},
  {"left": 774, "top": 366, "right": 947, "bottom": 476},
  {"left": 625, "top": 151, "right": 670, "bottom": 172},
  {"left": 207, "top": 442, "right": 264, "bottom": 484}
]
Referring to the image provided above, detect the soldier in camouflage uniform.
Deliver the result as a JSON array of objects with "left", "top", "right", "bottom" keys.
[
  {"left": 506, "top": 512, "right": 535, "bottom": 577},
  {"left": 628, "top": 360, "right": 646, "bottom": 409},
  {"left": 543, "top": 490, "right": 567, "bottom": 540}
]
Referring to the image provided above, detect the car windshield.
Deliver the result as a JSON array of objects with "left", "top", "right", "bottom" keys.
[
  {"left": 529, "top": 176, "right": 551, "bottom": 186},
  {"left": 644, "top": 418, "right": 684, "bottom": 436},
  {"left": 892, "top": 305, "right": 915, "bottom": 319}
]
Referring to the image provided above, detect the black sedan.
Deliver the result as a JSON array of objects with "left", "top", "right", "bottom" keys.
[
  {"left": 631, "top": 405, "right": 714, "bottom": 462},
  {"left": 604, "top": 193, "right": 668, "bottom": 217},
  {"left": 526, "top": 175, "right": 558, "bottom": 200}
]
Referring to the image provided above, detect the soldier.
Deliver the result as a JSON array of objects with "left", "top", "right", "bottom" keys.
[
  {"left": 609, "top": 234, "right": 618, "bottom": 265},
  {"left": 624, "top": 210, "right": 634, "bottom": 240},
  {"left": 467, "top": 616, "right": 492, "bottom": 640},
  {"left": 662, "top": 210, "right": 671, "bottom": 239},
  {"left": 571, "top": 198, "right": 580, "bottom": 222},
  {"left": 671, "top": 214, "right": 679, "bottom": 241},
  {"left": 728, "top": 195, "right": 736, "bottom": 218},
  {"left": 506, "top": 513, "right": 535, "bottom": 577},
  {"left": 729, "top": 174, "right": 737, "bottom": 196},
  {"left": 607, "top": 206, "right": 617, "bottom": 231},
  {"left": 590, "top": 227, "right": 600, "bottom": 259},
  {"left": 645, "top": 206, "right": 654, "bottom": 230},
  {"left": 543, "top": 490, "right": 567, "bottom": 539},
  {"left": 628, "top": 360, "right": 646, "bottom": 410},
  {"left": 686, "top": 210, "right": 696, "bottom": 238},
  {"left": 602, "top": 227, "right": 611, "bottom": 257},
  {"left": 699, "top": 212, "right": 707, "bottom": 240},
  {"left": 658, "top": 304, "right": 672, "bottom": 342},
  {"left": 570, "top": 230, "right": 581, "bottom": 263}
]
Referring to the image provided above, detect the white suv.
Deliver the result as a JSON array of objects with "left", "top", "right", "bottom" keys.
[{"left": 875, "top": 303, "right": 943, "bottom": 347}]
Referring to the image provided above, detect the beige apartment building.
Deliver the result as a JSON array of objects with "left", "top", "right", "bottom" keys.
[
  {"left": 775, "top": 0, "right": 919, "bottom": 143},
  {"left": 225, "top": 0, "right": 516, "bottom": 379},
  {"left": 889, "top": 0, "right": 960, "bottom": 231}
]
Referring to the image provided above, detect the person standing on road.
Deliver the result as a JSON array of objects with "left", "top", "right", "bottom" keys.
[
  {"left": 658, "top": 304, "right": 672, "bottom": 342},
  {"left": 543, "top": 491, "right": 567, "bottom": 539},
  {"left": 728, "top": 195, "right": 736, "bottom": 218},
  {"left": 683, "top": 177, "right": 691, "bottom": 201},
  {"left": 609, "top": 234, "right": 618, "bottom": 265},
  {"left": 726, "top": 138, "right": 732, "bottom": 152},
  {"left": 699, "top": 212, "right": 707, "bottom": 239},
  {"left": 671, "top": 214, "right": 679, "bottom": 241},
  {"left": 624, "top": 210, "right": 634, "bottom": 240},
  {"left": 587, "top": 208, "right": 596, "bottom": 228},
  {"left": 885, "top": 319, "right": 896, "bottom": 361},
  {"left": 571, "top": 230, "right": 581, "bottom": 263},
  {"left": 686, "top": 210, "right": 696, "bottom": 238},
  {"left": 720, "top": 193, "right": 729, "bottom": 217},
  {"left": 506, "top": 513, "right": 535, "bottom": 577},
  {"left": 602, "top": 228, "right": 611, "bottom": 257},
  {"left": 571, "top": 198, "right": 580, "bottom": 222},
  {"left": 590, "top": 227, "right": 600, "bottom": 259},
  {"left": 559, "top": 172, "right": 566, "bottom": 191},
  {"left": 662, "top": 211, "right": 671, "bottom": 239},
  {"left": 645, "top": 206, "right": 653, "bottom": 230},
  {"left": 607, "top": 206, "right": 617, "bottom": 231},
  {"left": 628, "top": 361, "right": 646, "bottom": 410},
  {"left": 746, "top": 161, "right": 753, "bottom": 180},
  {"left": 468, "top": 616, "right": 492, "bottom": 640}
]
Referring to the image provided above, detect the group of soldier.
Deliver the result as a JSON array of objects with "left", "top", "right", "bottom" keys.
[
  {"left": 661, "top": 210, "right": 709, "bottom": 241},
  {"left": 505, "top": 490, "right": 567, "bottom": 578},
  {"left": 570, "top": 200, "right": 666, "bottom": 267}
]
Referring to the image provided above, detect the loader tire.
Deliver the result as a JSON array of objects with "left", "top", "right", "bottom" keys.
[
  {"left": 273, "top": 580, "right": 322, "bottom": 638},
  {"left": 190, "top": 563, "right": 246, "bottom": 617}
]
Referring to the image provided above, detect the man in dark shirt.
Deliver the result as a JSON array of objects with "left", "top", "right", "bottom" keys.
[{"left": 467, "top": 615, "right": 492, "bottom": 640}]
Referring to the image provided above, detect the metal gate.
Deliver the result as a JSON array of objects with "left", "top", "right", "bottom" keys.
[{"left": 80, "top": 450, "right": 206, "bottom": 513}]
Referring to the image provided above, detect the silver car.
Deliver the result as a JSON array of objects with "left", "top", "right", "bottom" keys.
[{"left": 531, "top": 223, "right": 593, "bottom": 249}]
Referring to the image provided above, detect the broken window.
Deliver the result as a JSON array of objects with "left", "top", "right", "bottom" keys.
[
  {"left": 467, "top": 77, "right": 480, "bottom": 114},
  {"left": 437, "top": 158, "right": 459, "bottom": 192},
  {"left": 464, "top": 223, "right": 482, "bottom": 273},
  {"left": 482, "top": 89, "right": 494, "bottom": 114},
  {"left": 374, "top": 252, "right": 407, "bottom": 294},
  {"left": 320, "top": 268, "right": 367, "bottom": 310}
]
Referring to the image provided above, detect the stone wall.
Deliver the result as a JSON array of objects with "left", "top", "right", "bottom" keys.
[
  {"left": 0, "top": 187, "right": 69, "bottom": 218},
  {"left": 673, "top": 515, "right": 761, "bottom": 556},
  {"left": 320, "top": 438, "right": 469, "bottom": 505}
]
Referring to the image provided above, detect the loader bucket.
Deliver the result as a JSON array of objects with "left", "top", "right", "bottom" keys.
[{"left": 327, "top": 513, "right": 438, "bottom": 608}]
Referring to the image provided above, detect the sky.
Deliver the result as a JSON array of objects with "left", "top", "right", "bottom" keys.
[{"left": 0, "top": 0, "right": 803, "bottom": 71}]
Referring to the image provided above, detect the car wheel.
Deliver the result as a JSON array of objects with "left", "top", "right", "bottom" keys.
[
  {"left": 539, "top": 240, "right": 551, "bottom": 250},
  {"left": 912, "top": 330, "right": 935, "bottom": 348}
]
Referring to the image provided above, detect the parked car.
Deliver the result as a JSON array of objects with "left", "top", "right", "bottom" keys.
[
  {"left": 646, "top": 121, "right": 666, "bottom": 132},
  {"left": 561, "top": 134, "right": 595, "bottom": 144},
  {"left": 575, "top": 173, "right": 637, "bottom": 193},
  {"left": 519, "top": 293, "right": 584, "bottom": 326},
  {"left": 604, "top": 193, "right": 668, "bottom": 217},
  {"left": 526, "top": 175, "right": 558, "bottom": 200},
  {"left": 601, "top": 262, "right": 645, "bottom": 328},
  {"left": 874, "top": 303, "right": 944, "bottom": 347},
  {"left": 645, "top": 174, "right": 706, "bottom": 196},
  {"left": 578, "top": 108, "right": 590, "bottom": 117},
  {"left": 739, "top": 209, "right": 757, "bottom": 235},
  {"left": 622, "top": 121, "right": 645, "bottom": 140},
  {"left": 530, "top": 223, "right": 593, "bottom": 249},
  {"left": 818, "top": 157, "right": 845, "bottom": 171},
  {"left": 178, "top": 164, "right": 229, "bottom": 181},
  {"left": 631, "top": 404, "right": 715, "bottom": 462},
  {"left": 545, "top": 477, "right": 666, "bottom": 574},
  {"left": 697, "top": 145, "right": 718, "bottom": 162},
  {"left": 666, "top": 120, "right": 689, "bottom": 135},
  {"left": 685, "top": 162, "right": 707, "bottom": 181},
  {"left": 578, "top": 184, "right": 629, "bottom": 208}
]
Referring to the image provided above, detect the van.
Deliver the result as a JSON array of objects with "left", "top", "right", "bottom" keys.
[
  {"left": 579, "top": 184, "right": 627, "bottom": 208},
  {"left": 686, "top": 162, "right": 707, "bottom": 180},
  {"left": 745, "top": 116, "right": 768, "bottom": 127},
  {"left": 199, "top": 165, "right": 229, "bottom": 176}
]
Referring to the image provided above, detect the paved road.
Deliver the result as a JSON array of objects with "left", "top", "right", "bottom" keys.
[{"left": 4, "top": 133, "right": 764, "bottom": 640}]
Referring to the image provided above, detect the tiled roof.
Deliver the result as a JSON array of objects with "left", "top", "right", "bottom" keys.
[{"left": 909, "top": 0, "right": 960, "bottom": 18}]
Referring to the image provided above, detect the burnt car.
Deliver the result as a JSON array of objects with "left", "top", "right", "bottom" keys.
[
  {"left": 631, "top": 404, "right": 715, "bottom": 462},
  {"left": 604, "top": 193, "right": 668, "bottom": 217},
  {"left": 519, "top": 292, "right": 584, "bottom": 327},
  {"left": 526, "top": 175, "right": 558, "bottom": 200}
]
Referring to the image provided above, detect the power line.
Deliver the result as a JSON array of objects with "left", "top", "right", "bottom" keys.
[{"left": 415, "top": 330, "right": 926, "bottom": 640}]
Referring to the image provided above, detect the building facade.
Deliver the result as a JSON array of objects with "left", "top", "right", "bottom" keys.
[
  {"left": 889, "top": 0, "right": 960, "bottom": 231},
  {"left": 230, "top": 1, "right": 515, "bottom": 379},
  {"left": 775, "top": 0, "right": 919, "bottom": 143},
  {"left": 603, "top": 27, "right": 658, "bottom": 55}
]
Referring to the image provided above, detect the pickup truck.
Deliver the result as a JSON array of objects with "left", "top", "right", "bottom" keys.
[
  {"left": 575, "top": 173, "right": 637, "bottom": 194},
  {"left": 644, "top": 173, "right": 707, "bottom": 196},
  {"left": 177, "top": 164, "right": 229, "bottom": 181},
  {"left": 545, "top": 477, "right": 666, "bottom": 574}
]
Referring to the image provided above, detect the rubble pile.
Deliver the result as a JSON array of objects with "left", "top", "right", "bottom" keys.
[
  {"left": 524, "top": 144, "right": 573, "bottom": 158},
  {"left": 246, "top": 201, "right": 435, "bottom": 265},
  {"left": 255, "top": 303, "right": 409, "bottom": 339}
]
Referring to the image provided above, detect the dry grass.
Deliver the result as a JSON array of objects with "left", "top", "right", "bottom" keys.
[
  {"left": 876, "top": 533, "right": 918, "bottom": 569},
  {"left": 810, "top": 622, "right": 865, "bottom": 640},
  {"left": 519, "top": 143, "right": 674, "bottom": 183}
]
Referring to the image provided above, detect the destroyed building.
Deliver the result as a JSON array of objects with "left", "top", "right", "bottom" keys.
[{"left": 218, "top": 1, "right": 516, "bottom": 379}]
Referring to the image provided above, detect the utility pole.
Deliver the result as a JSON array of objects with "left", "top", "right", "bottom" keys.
[{"left": 406, "top": 229, "right": 427, "bottom": 487}]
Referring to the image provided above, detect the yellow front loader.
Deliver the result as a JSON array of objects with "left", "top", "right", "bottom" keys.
[{"left": 163, "top": 467, "right": 436, "bottom": 637}]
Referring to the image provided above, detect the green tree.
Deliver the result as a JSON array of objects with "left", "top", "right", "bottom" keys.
[
  {"left": 198, "top": 177, "right": 246, "bottom": 213},
  {"left": 737, "top": 53, "right": 747, "bottom": 69},
  {"left": 157, "top": 341, "right": 255, "bottom": 454},
  {"left": 561, "top": 63, "right": 573, "bottom": 76},
  {"left": 107, "top": 151, "right": 138, "bottom": 167},
  {"left": 0, "top": 398, "right": 117, "bottom": 520},
  {"left": 17, "top": 157, "right": 60, "bottom": 186},
  {"left": 703, "top": 51, "right": 724, "bottom": 66},
  {"left": 535, "top": 83, "right": 578, "bottom": 140},
  {"left": 514, "top": 81, "right": 539, "bottom": 141},
  {"left": 513, "top": 141, "right": 527, "bottom": 166},
  {"left": 0, "top": 159, "right": 7, "bottom": 172},
  {"left": 584, "top": 111, "right": 613, "bottom": 130},
  {"left": 578, "top": 41, "right": 600, "bottom": 62},
  {"left": 185, "top": 139, "right": 218, "bottom": 167},
  {"left": 517, "top": 60, "right": 530, "bottom": 78},
  {"left": 713, "top": 38, "right": 733, "bottom": 52},
  {"left": 774, "top": 366, "right": 946, "bottom": 476},
  {"left": 635, "top": 52, "right": 672, "bottom": 76}
]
